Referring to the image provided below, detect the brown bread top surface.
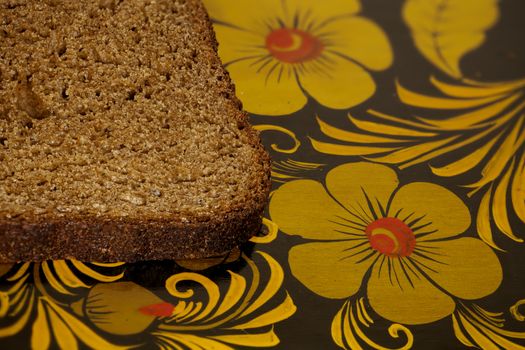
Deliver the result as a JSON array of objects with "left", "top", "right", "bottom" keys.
[{"left": 0, "top": 0, "right": 271, "bottom": 224}]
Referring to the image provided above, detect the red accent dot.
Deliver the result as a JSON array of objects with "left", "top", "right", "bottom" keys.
[
  {"left": 366, "top": 217, "right": 416, "bottom": 257},
  {"left": 138, "top": 302, "right": 175, "bottom": 317},
  {"left": 266, "top": 28, "right": 324, "bottom": 63}
]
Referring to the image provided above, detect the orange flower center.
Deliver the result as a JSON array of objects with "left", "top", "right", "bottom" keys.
[
  {"left": 139, "top": 302, "right": 174, "bottom": 317},
  {"left": 266, "top": 28, "right": 324, "bottom": 63},
  {"left": 366, "top": 217, "right": 416, "bottom": 257}
]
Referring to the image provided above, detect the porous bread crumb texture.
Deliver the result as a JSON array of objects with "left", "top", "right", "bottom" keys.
[{"left": 0, "top": 0, "right": 270, "bottom": 225}]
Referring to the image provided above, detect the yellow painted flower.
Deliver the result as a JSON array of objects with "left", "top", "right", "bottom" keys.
[
  {"left": 203, "top": 0, "right": 392, "bottom": 115},
  {"left": 269, "top": 162, "right": 502, "bottom": 325}
]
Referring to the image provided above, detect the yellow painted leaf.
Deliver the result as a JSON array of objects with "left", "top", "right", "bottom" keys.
[
  {"left": 473, "top": 327, "right": 525, "bottom": 350},
  {"left": 310, "top": 137, "right": 399, "bottom": 156},
  {"left": 492, "top": 159, "right": 523, "bottom": 242},
  {"left": 154, "top": 332, "right": 234, "bottom": 350},
  {"left": 467, "top": 117, "right": 525, "bottom": 190},
  {"left": 270, "top": 171, "right": 299, "bottom": 180},
  {"left": 401, "top": 126, "right": 494, "bottom": 169},
  {"left": 156, "top": 335, "right": 185, "bottom": 350},
  {"left": 430, "top": 76, "right": 525, "bottom": 98},
  {"left": 41, "top": 262, "right": 73, "bottom": 296},
  {"left": 174, "top": 301, "right": 196, "bottom": 321},
  {"left": 349, "top": 114, "right": 436, "bottom": 138},
  {"left": 418, "top": 94, "right": 523, "bottom": 130},
  {"left": 458, "top": 313, "right": 499, "bottom": 350},
  {"left": 177, "top": 302, "right": 203, "bottom": 323},
  {"left": 12, "top": 288, "right": 30, "bottom": 317},
  {"left": 287, "top": 159, "right": 325, "bottom": 169},
  {"left": 476, "top": 187, "right": 504, "bottom": 251},
  {"left": 358, "top": 298, "right": 373, "bottom": 325},
  {"left": 32, "top": 300, "right": 51, "bottom": 350},
  {"left": 272, "top": 162, "right": 302, "bottom": 173},
  {"left": 210, "top": 328, "right": 279, "bottom": 347},
  {"left": 342, "top": 304, "right": 362, "bottom": 350},
  {"left": 53, "top": 261, "right": 90, "bottom": 289},
  {"left": 9, "top": 285, "right": 28, "bottom": 312},
  {"left": 0, "top": 292, "right": 8, "bottom": 318},
  {"left": 403, "top": 0, "right": 499, "bottom": 78},
  {"left": 7, "top": 262, "right": 30, "bottom": 282},
  {"left": 0, "top": 290, "right": 33, "bottom": 337},
  {"left": 462, "top": 307, "right": 525, "bottom": 347},
  {"left": 473, "top": 305, "right": 503, "bottom": 319},
  {"left": 250, "top": 217, "right": 279, "bottom": 244},
  {"left": 397, "top": 81, "right": 504, "bottom": 109},
  {"left": 331, "top": 302, "right": 347, "bottom": 350},
  {"left": 211, "top": 271, "right": 246, "bottom": 319},
  {"left": 366, "top": 109, "right": 440, "bottom": 130},
  {"left": 271, "top": 160, "right": 322, "bottom": 179},
  {"left": 70, "top": 260, "right": 124, "bottom": 282},
  {"left": 89, "top": 262, "right": 125, "bottom": 268},
  {"left": 430, "top": 131, "right": 500, "bottom": 177},
  {"left": 229, "top": 292, "right": 296, "bottom": 330},
  {"left": 464, "top": 77, "right": 525, "bottom": 87},
  {"left": 317, "top": 116, "right": 406, "bottom": 143},
  {"left": 354, "top": 300, "right": 370, "bottom": 328},
  {"left": 452, "top": 314, "right": 475, "bottom": 347},
  {"left": 367, "top": 136, "right": 459, "bottom": 165},
  {"left": 49, "top": 307, "right": 79, "bottom": 350},
  {"left": 239, "top": 251, "right": 284, "bottom": 318},
  {"left": 350, "top": 307, "right": 373, "bottom": 345},
  {"left": 43, "top": 298, "right": 129, "bottom": 349},
  {"left": 512, "top": 153, "right": 525, "bottom": 223},
  {"left": 11, "top": 291, "right": 33, "bottom": 319}
]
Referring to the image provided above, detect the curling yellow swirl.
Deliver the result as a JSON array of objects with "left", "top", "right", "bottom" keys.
[
  {"left": 165, "top": 273, "right": 220, "bottom": 322},
  {"left": 253, "top": 125, "right": 300, "bottom": 154}
]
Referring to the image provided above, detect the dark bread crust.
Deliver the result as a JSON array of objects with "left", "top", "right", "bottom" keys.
[
  {"left": 0, "top": 201, "right": 265, "bottom": 262},
  {"left": 0, "top": 0, "right": 271, "bottom": 262}
]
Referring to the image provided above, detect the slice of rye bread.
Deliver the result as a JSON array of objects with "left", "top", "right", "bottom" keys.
[{"left": 0, "top": 0, "right": 271, "bottom": 262}]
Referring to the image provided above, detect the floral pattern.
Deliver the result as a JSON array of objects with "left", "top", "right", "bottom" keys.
[
  {"left": 75, "top": 252, "right": 295, "bottom": 349},
  {"left": 1, "top": 0, "right": 525, "bottom": 349},
  {"left": 270, "top": 162, "right": 502, "bottom": 324},
  {"left": 203, "top": 0, "right": 392, "bottom": 115},
  {"left": 0, "top": 248, "right": 294, "bottom": 349}
]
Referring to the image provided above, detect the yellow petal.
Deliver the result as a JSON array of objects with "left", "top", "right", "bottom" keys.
[
  {"left": 299, "top": 53, "right": 376, "bottom": 109},
  {"left": 415, "top": 238, "right": 502, "bottom": 300},
  {"left": 226, "top": 58, "right": 307, "bottom": 115},
  {"left": 367, "top": 258, "right": 455, "bottom": 325},
  {"left": 403, "top": 0, "right": 499, "bottom": 78},
  {"left": 320, "top": 17, "right": 392, "bottom": 70},
  {"left": 210, "top": 328, "right": 280, "bottom": 347},
  {"left": 203, "top": 0, "right": 284, "bottom": 33},
  {"left": 326, "top": 162, "right": 399, "bottom": 222},
  {"left": 270, "top": 179, "right": 362, "bottom": 240},
  {"left": 212, "top": 25, "right": 267, "bottom": 64},
  {"left": 289, "top": 241, "right": 374, "bottom": 299},
  {"left": 390, "top": 182, "right": 470, "bottom": 240},
  {"left": 283, "top": 0, "right": 360, "bottom": 26}
]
